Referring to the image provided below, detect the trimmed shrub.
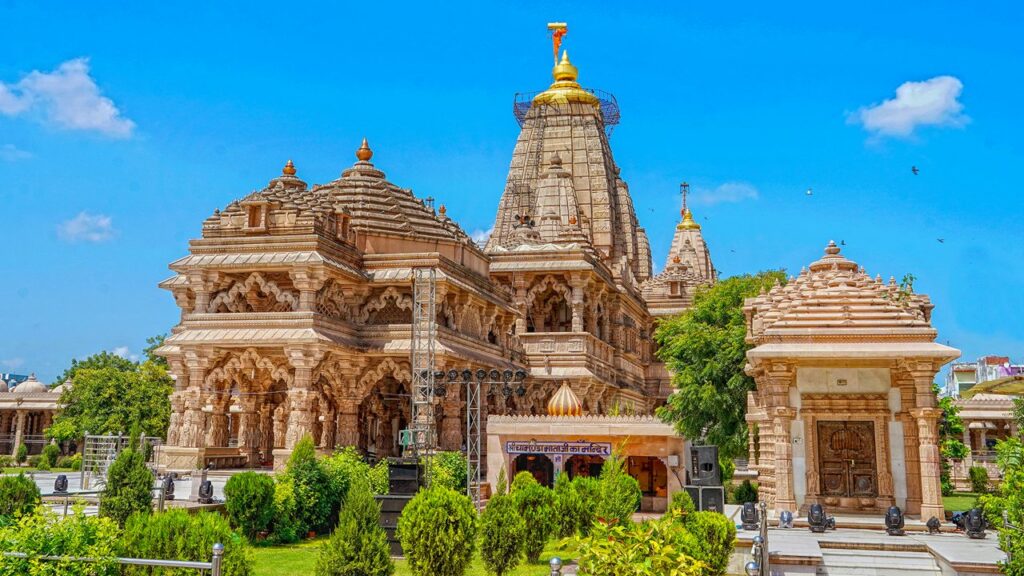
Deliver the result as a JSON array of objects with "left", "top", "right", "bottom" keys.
[
  {"left": 397, "top": 486, "right": 477, "bottom": 576},
  {"left": 480, "top": 493, "right": 526, "bottom": 576},
  {"left": 286, "top": 435, "right": 333, "bottom": 534},
  {"left": 0, "top": 456, "right": 11, "bottom": 469},
  {"left": 684, "top": 511, "right": 737, "bottom": 576},
  {"left": 0, "top": 474, "right": 41, "bottom": 526},
  {"left": 732, "top": 479, "right": 758, "bottom": 504},
  {"left": 0, "top": 506, "right": 120, "bottom": 575},
  {"left": 271, "top": 476, "right": 303, "bottom": 544},
  {"left": 969, "top": 466, "right": 990, "bottom": 494},
  {"left": 511, "top": 477, "right": 555, "bottom": 563},
  {"left": 57, "top": 454, "right": 82, "bottom": 471},
  {"left": 14, "top": 444, "right": 27, "bottom": 465},
  {"left": 40, "top": 444, "right": 59, "bottom": 469},
  {"left": 369, "top": 458, "right": 389, "bottom": 495},
  {"left": 595, "top": 449, "right": 641, "bottom": 526},
  {"left": 224, "top": 471, "right": 276, "bottom": 540},
  {"left": 510, "top": 471, "right": 538, "bottom": 494},
  {"left": 315, "top": 481, "right": 393, "bottom": 576},
  {"left": 554, "top": 472, "right": 594, "bottom": 537},
  {"left": 122, "top": 509, "right": 253, "bottom": 576},
  {"left": 99, "top": 448, "right": 154, "bottom": 527},
  {"left": 26, "top": 456, "right": 40, "bottom": 469},
  {"left": 669, "top": 490, "right": 696, "bottom": 518},
  {"left": 576, "top": 514, "right": 705, "bottom": 576},
  {"left": 571, "top": 476, "right": 600, "bottom": 536}
]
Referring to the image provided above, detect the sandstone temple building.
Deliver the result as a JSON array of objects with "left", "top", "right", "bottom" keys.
[{"left": 155, "top": 34, "right": 715, "bottom": 500}]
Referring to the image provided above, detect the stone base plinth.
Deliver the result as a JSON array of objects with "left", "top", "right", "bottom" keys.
[
  {"left": 157, "top": 446, "right": 204, "bottom": 473},
  {"left": 272, "top": 448, "right": 293, "bottom": 471}
]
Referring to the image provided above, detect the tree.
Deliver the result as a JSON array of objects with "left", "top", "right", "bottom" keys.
[
  {"left": 55, "top": 351, "right": 137, "bottom": 385},
  {"left": 143, "top": 334, "right": 168, "bottom": 368},
  {"left": 397, "top": 486, "right": 477, "bottom": 576},
  {"left": 936, "top": 384, "right": 968, "bottom": 495},
  {"left": 479, "top": 493, "right": 526, "bottom": 576},
  {"left": 285, "top": 435, "right": 332, "bottom": 534},
  {"left": 655, "top": 271, "right": 788, "bottom": 459},
  {"left": 510, "top": 474, "right": 555, "bottom": 563},
  {"left": 224, "top": 472, "right": 276, "bottom": 540},
  {"left": 315, "top": 480, "right": 394, "bottom": 576},
  {"left": 594, "top": 448, "right": 641, "bottom": 526},
  {"left": 99, "top": 448, "right": 154, "bottom": 527},
  {"left": 49, "top": 360, "right": 172, "bottom": 442},
  {"left": 1014, "top": 397, "right": 1024, "bottom": 434}
]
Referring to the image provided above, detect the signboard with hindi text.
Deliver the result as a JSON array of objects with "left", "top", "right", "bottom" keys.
[{"left": 505, "top": 440, "right": 612, "bottom": 456}]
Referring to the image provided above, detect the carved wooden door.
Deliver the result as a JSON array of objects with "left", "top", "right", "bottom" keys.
[{"left": 817, "top": 421, "right": 877, "bottom": 498}]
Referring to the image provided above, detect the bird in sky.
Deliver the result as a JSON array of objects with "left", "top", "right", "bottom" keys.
[
  {"left": 840, "top": 240, "right": 846, "bottom": 246},
  {"left": 912, "top": 166, "right": 920, "bottom": 175},
  {"left": 806, "top": 187, "right": 813, "bottom": 196},
  {"left": 937, "top": 238, "right": 945, "bottom": 244}
]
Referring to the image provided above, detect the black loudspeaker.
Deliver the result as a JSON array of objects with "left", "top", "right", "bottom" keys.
[
  {"left": 700, "top": 486, "right": 725, "bottom": 513},
  {"left": 689, "top": 445, "right": 721, "bottom": 486}
]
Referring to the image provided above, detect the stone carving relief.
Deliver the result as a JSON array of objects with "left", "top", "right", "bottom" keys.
[
  {"left": 358, "top": 287, "right": 413, "bottom": 324},
  {"left": 207, "top": 272, "right": 298, "bottom": 313},
  {"left": 315, "top": 279, "right": 351, "bottom": 320}
]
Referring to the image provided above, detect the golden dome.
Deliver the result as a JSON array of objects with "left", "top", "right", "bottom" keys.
[
  {"left": 356, "top": 138, "right": 373, "bottom": 162},
  {"left": 533, "top": 51, "right": 600, "bottom": 108},
  {"left": 282, "top": 159, "right": 296, "bottom": 176},
  {"left": 547, "top": 382, "right": 583, "bottom": 417},
  {"left": 678, "top": 209, "right": 701, "bottom": 230}
]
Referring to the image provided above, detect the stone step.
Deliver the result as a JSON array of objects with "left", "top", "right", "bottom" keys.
[{"left": 819, "top": 549, "right": 941, "bottom": 576}]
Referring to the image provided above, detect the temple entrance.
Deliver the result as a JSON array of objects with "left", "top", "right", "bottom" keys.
[
  {"left": 566, "top": 455, "right": 604, "bottom": 479},
  {"left": 817, "top": 421, "right": 878, "bottom": 499},
  {"left": 512, "top": 454, "right": 554, "bottom": 487}
]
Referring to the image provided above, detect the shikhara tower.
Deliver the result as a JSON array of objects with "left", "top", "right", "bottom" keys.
[{"left": 155, "top": 25, "right": 717, "bottom": 471}]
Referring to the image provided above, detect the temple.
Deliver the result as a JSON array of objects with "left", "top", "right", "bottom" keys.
[
  {"left": 155, "top": 29, "right": 716, "bottom": 497},
  {"left": 744, "top": 242, "right": 959, "bottom": 519}
]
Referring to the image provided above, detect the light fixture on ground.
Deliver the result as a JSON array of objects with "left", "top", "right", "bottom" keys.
[
  {"left": 808, "top": 503, "right": 827, "bottom": 533},
  {"left": 885, "top": 505, "right": 905, "bottom": 536},
  {"left": 779, "top": 510, "right": 794, "bottom": 529},
  {"left": 965, "top": 508, "right": 986, "bottom": 539},
  {"left": 926, "top": 516, "right": 941, "bottom": 534},
  {"left": 741, "top": 501, "right": 759, "bottom": 530},
  {"left": 53, "top": 474, "right": 68, "bottom": 493},
  {"left": 162, "top": 475, "right": 175, "bottom": 501}
]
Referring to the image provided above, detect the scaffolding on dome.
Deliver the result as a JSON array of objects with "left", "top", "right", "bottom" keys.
[{"left": 512, "top": 88, "right": 621, "bottom": 134}]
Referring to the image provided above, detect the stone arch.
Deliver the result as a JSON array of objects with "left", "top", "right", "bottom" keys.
[
  {"left": 358, "top": 287, "right": 413, "bottom": 324},
  {"left": 207, "top": 272, "right": 298, "bottom": 313}
]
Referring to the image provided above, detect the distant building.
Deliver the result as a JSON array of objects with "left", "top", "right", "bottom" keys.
[{"left": 944, "top": 355, "right": 1024, "bottom": 397}]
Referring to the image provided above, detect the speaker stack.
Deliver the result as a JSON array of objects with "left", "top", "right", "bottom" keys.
[{"left": 685, "top": 445, "right": 725, "bottom": 513}]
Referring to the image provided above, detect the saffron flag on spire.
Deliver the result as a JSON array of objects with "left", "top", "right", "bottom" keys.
[{"left": 548, "top": 22, "right": 568, "bottom": 65}]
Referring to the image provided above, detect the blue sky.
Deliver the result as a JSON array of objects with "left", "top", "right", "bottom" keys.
[{"left": 1, "top": 2, "right": 1021, "bottom": 383}]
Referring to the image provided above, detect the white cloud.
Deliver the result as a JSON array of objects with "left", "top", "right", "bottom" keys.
[
  {"left": 111, "top": 347, "right": 139, "bottom": 362},
  {"left": 1, "top": 358, "right": 24, "bottom": 370},
  {"left": 691, "top": 181, "right": 759, "bottom": 206},
  {"left": 470, "top": 225, "right": 494, "bottom": 245},
  {"left": 58, "top": 212, "right": 116, "bottom": 243},
  {"left": 851, "top": 75, "right": 968, "bottom": 138},
  {"left": 0, "top": 144, "right": 31, "bottom": 161},
  {"left": 0, "top": 58, "right": 135, "bottom": 138}
]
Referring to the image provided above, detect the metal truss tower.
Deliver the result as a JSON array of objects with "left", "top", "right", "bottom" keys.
[{"left": 410, "top": 268, "right": 437, "bottom": 482}]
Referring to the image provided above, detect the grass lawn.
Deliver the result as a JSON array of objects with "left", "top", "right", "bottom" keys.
[
  {"left": 943, "top": 492, "right": 980, "bottom": 511},
  {"left": 2, "top": 467, "right": 74, "bottom": 474},
  {"left": 253, "top": 537, "right": 577, "bottom": 576}
]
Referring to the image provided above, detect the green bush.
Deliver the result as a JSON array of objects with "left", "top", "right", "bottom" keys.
[
  {"left": 969, "top": 466, "right": 991, "bottom": 494},
  {"left": 669, "top": 490, "right": 696, "bottom": 518},
  {"left": 369, "top": 458, "right": 389, "bottom": 495},
  {"left": 56, "top": 454, "right": 82, "bottom": 471},
  {"left": 0, "top": 456, "right": 11, "bottom": 469},
  {"left": 684, "top": 511, "right": 736, "bottom": 576},
  {"left": 511, "top": 477, "right": 555, "bottom": 563},
  {"left": 271, "top": 476, "right": 303, "bottom": 544},
  {"left": 0, "top": 474, "right": 41, "bottom": 526},
  {"left": 397, "top": 486, "right": 477, "bottom": 576},
  {"left": 572, "top": 476, "right": 600, "bottom": 536},
  {"left": 595, "top": 449, "right": 641, "bottom": 526},
  {"left": 992, "top": 439, "right": 1024, "bottom": 575},
  {"left": 14, "top": 444, "right": 27, "bottom": 465},
  {"left": 99, "top": 448, "right": 154, "bottom": 526},
  {"left": 0, "top": 506, "right": 120, "bottom": 575},
  {"left": 121, "top": 509, "right": 253, "bottom": 576},
  {"left": 32, "top": 456, "right": 48, "bottom": 471},
  {"left": 315, "top": 481, "right": 393, "bottom": 576},
  {"left": 40, "top": 444, "right": 59, "bottom": 469},
  {"left": 576, "top": 514, "right": 705, "bottom": 576},
  {"left": 425, "top": 452, "right": 467, "bottom": 492},
  {"left": 286, "top": 435, "right": 333, "bottom": 534},
  {"left": 510, "top": 471, "right": 538, "bottom": 494},
  {"left": 224, "top": 471, "right": 276, "bottom": 540},
  {"left": 26, "top": 456, "right": 40, "bottom": 469},
  {"left": 554, "top": 472, "right": 595, "bottom": 537},
  {"left": 732, "top": 479, "right": 758, "bottom": 504},
  {"left": 479, "top": 493, "right": 526, "bottom": 576}
]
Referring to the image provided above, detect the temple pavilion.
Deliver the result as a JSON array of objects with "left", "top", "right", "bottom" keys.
[{"left": 155, "top": 27, "right": 715, "bottom": 503}]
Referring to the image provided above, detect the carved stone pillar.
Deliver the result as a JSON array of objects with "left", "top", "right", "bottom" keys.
[
  {"left": 962, "top": 424, "right": 973, "bottom": 468},
  {"left": 290, "top": 268, "right": 326, "bottom": 312},
  {"left": 179, "top": 358, "right": 208, "bottom": 449},
  {"left": 277, "top": 349, "right": 323, "bottom": 467},
  {"left": 570, "top": 280, "right": 585, "bottom": 333},
  {"left": 205, "top": 390, "right": 230, "bottom": 448},
  {"left": 10, "top": 410, "right": 25, "bottom": 457},
  {"left": 335, "top": 399, "right": 360, "bottom": 447},
  {"left": 512, "top": 274, "right": 528, "bottom": 335},
  {"left": 237, "top": 396, "right": 262, "bottom": 466},
  {"left": 772, "top": 407, "right": 798, "bottom": 512},
  {"left": 167, "top": 392, "right": 184, "bottom": 447},
  {"left": 440, "top": 386, "right": 465, "bottom": 451},
  {"left": 320, "top": 406, "right": 337, "bottom": 451},
  {"left": 912, "top": 407, "right": 945, "bottom": 520}
]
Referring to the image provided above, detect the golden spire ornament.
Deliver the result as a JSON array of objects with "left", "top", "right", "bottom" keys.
[
  {"left": 282, "top": 159, "right": 296, "bottom": 176},
  {"left": 356, "top": 138, "right": 373, "bottom": 162}
]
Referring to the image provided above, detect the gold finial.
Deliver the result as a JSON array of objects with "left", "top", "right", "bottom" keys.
[
  {"left": 679, "top": 209, "right": 701, "bottom": 230},
  {"left": 532, "top": 23, "right": 598, "bottom": 109},
  {"left": 438, "top": 204, "right": 447, "bottom": 217},
  {"left": 282, "top": 159, "right": 296, "bottom": 176},
  {"left": 553, "top": 50, "right": 578, "bottom": 82},
  {"left": 356, "top": 138, "right": 373, "bottom": 162},
  {"left": 548, "top": 22, "right": 568, "bottom": 65}
]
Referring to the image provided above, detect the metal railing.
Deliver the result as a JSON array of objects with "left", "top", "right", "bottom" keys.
[
  {"left": 3, "top": 543, "right": 223, "bottom": 575},
  {"left": 745, "top": 502, "right": 769, "bottom": 576}
]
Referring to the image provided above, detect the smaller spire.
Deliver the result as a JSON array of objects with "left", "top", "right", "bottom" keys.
[
  {"left": 438, "top": 204, "right": 447, "bottom": 217},
  {"left": 356, "top": 138, "right": 373, "bottom": 162},
  {"left": 282, "top": 159, "right": 296, "bottom": 176},
  {"left": 825, "top": 240, "right": 840, "bottom": 255}
]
